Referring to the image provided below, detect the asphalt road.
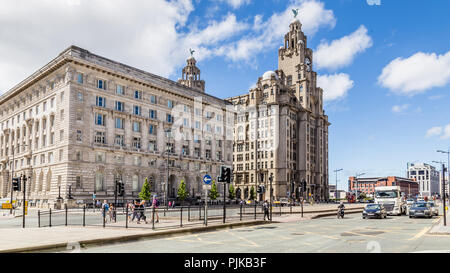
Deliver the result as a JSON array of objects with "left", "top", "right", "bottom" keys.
[{"left": 56, "top": 213, "right": 448, "bottom": 253}]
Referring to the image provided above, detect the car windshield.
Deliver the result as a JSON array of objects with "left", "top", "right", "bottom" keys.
[
  {"left": 412, "top": 203, "right": 427, "bottom": 208},
  {"left": 375, "top": 190, "right": 398, "bottom": 198},
  {"left": 365, "top": 204, "right": 380, "bottom": 210},
  {"left": 428, "top": 203, "right": 435, "bottom": 207},
  {"left": 407, "top": 199, "right": 414, "bottom": 202}
]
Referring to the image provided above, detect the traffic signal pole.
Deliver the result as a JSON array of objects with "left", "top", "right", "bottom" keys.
[
  {"left": 443, "top": 164, "right": 447, "bottom": 226},
  {"left": 23, "top": 175, "right": 26, "bottom": 228},
  {"left": 223, "top": 183, "right": 226, "bottom": 223}
]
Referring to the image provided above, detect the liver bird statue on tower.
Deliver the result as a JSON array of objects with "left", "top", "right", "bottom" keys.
[
  {"left": 292, "top": 8, "right": 299, "bottom": 18},
  {"left": 189, "top": 48, "right": 195, "bottom": 57}
]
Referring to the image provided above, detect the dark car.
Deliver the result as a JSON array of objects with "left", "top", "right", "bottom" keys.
[
  {"left": 409, "top": 202, "right": 433, "bottom": 218},
  {"left": 362, "top": 204, "right": 387, "bottom": 219}
]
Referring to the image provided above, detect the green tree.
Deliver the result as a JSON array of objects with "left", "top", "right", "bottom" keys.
[
  {"left": 177, "top": 179, "right": 189, "bottom": 204},
  {"left": 249, "top": 186, "right": 255, "bottom": 200},
  {"left": 139, "top": 177, "right": 152, "bottom": 202},
  {"left": 228, "top": 184, "right": 236, "bottom": 200},
  {"left": 208, "top": 180, "right": 220, "bottom": 200}
]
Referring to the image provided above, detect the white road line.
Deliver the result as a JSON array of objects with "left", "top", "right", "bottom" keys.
[{"left": 409, "top": 226, "right": 431, "bottom": 241}]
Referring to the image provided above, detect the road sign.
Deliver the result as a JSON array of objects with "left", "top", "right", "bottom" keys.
[
  {"left": 2, "top": 203, "right": 12, "bottom": 209},
  {"left": 202, "top": 185, "right": 211, "bottom": 190},
  {"left": 203, "top": 174, "right": 212, "bottom": 185}
]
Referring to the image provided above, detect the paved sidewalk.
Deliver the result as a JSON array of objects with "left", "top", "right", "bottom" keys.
[
  {"left": 0, "top": 204, "right": 365, "bottom": 253},
  {"left": 429, "top": 206, "right": 450, "bottom": 235}
]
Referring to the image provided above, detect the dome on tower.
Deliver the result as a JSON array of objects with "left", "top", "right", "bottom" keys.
[{"left": 262, "top": 71, "right": 278, "bottom": 81}]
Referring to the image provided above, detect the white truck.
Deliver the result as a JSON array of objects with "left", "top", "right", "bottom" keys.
[{"left": 374, "top": 186, "right": 407, "bottom": 216}]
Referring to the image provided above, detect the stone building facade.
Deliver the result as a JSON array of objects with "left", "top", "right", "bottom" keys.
[
  {"left": 0, "top": 46, "right": 233, "bottom": 208},
  {"left": 407, "top": 163, "right": 440, "bottom": 197},
  {"left": 226, "top": 18, "right": 330, "bottom": 202}
]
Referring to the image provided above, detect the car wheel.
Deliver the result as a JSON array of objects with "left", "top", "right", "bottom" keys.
[{"left": 409, "top": 215, "right": 412, "bottom": 218}]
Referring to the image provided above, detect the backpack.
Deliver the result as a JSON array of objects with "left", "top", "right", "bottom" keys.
[{"left": 155, "top": 199, "right": 160, "bottom": 207}]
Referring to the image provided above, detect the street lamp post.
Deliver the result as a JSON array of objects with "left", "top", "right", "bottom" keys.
[
  {"left": 437, "top": 149, "right": 450, "bottom": 198},
  {"left": 334, "top": 169, "right": 343, "bottom": 203},
  {"left": 165, "top": 129, "right": 172, "bottom": 215},
  {"left": 433, "top": 160, "right": 447, "bottom": 226}
]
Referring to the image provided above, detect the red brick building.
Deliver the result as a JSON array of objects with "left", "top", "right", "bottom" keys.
[{"left": 348, "top": 176, "right": 419, "bottom": 197}]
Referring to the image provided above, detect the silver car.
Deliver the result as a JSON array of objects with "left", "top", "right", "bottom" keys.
[{"left": 428, "top": 202, "right": 439, "bottom": 216}]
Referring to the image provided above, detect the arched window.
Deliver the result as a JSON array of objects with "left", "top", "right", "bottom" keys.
[
  {"left": 132, "top": 174, "right": 139, "bottom": 191},
  {"left": 38, "top": 172, "right": 44, "bottom": 192},
  {"left": 46, "top": 170, "right": 52, "bottom": 192},
  {"left": 95, "top": 172, "right": 104, "bottom": 192}
]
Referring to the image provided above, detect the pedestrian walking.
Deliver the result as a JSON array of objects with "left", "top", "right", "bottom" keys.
[
  {"left": 168, "top": 201, "right": 172, "bottom": 209},
  {"left": 131, "top": 200, "right": 140, "bottom": 222},
  {"left": 109, "top": 204, "right": 116, "bottom": 222},
  {"left": 152, "top": 196, "right": 160, "bottom": 223},
  {"left": 136, "top": 200, "right": 147, "bottom": 224},
  {"left": 102, "top": 200, "right": 109, "bottom": 223},
  {"left": 263, "top": 200, "right": 270, "bottom": 221}
]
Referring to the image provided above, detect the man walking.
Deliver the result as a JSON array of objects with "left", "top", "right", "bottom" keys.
[
  {"left": 263, "top": 200, "right": 270, "bottom": 221},
  {"left": 102, "top": 200, "right": 109, "bottom": 223},
  {"left": 152, "top": 195, "right": 160, "bottom": 223}
]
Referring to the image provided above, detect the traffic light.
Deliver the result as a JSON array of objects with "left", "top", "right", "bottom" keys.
[
  {"left": 117, "top": 181, "right": 124, "bottom": 197},
  {"left": 219, "top": 166, "right": 232, "bottom": 183},
  {"left": 12, "top": 177, "right": 21, "bottom": 191}
]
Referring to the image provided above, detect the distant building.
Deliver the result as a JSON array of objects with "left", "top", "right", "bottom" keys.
[
  {"left": 407, "top": 163, "right": 440, "bottom": 197},
  {"left": 329, "top": 185, "right": 346, "bottom": 199},
  {"left": 348, "top": 176, "right": 419, "bottom": 198}
]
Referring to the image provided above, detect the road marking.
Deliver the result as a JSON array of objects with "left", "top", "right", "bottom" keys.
[
  {"left": 225, "top": 230, "right": 259, "bottom": 247},
  {"left": 409, "top": 226, "right": 431, "bottom": 241}
]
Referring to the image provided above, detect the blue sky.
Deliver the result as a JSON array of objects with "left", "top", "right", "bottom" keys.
[{"left": 1, "top": 0, "right": 450, "bottom": 191}]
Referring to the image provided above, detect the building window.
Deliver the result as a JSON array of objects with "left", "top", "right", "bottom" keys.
[
  {"left": 166, "top": 114, "right": 173, "bottom": 123},
  {"left": 167, "top": 100, "right": 173, "bottom": 108},
  {"left": 95, "top": 172, "right": 104, "bottom": 192},
  {"left": 148, "top": 141, "right": 157, "bottom": 152},
  {"left": 97, "top": 79, "right": 106, "bottom": 90},
  {"left": 115, "top": 117, "right": 124, "bottom": 129},
  {"left": 96, "top": 152, "right": 106, "bottom": 163},
  {"left": 150, "top": 95, "right": 156, "bottom": 104},
  {"left": 133, "top": 105, "right": 141, "bottom": 116},
  {"left": 132, "top": 137, "right": 141, "bottom": 149},
  {"left": 115, "top": 134, "right": 124, "bottom": 147},
  {"left": 132, "top": 175, "right": 139, "bottom": 191},
  {"left": 75, "top": 176, "right": 82, "bottom": 189},
  {"left": 134, "top": 156, "right": 141, "bottom": 166},
  {"left": 116, "top": 85, "right": 124, "bottom": 95},
  {"left": 96, "top": 96, "right": 106, "bottom": 107},
  {"left": 133, "top": 121, "right": 141, "bottom": 132},
  {"left": 149, "top": 124, "right": 156, "bottom": 135},
  {"left": 134, "top": 90, "right": 142, "bottom": 99},
  {"left": 149, "top": 109, "right": 157, "bottom": 119},
  {"left": 115, "top": 101, "right": 124, "bottom": 112},
  {"left": 78, "top": 92, "right": 83, "bottom": 102},
  {"left": 76, "top": 130, "right": 82, "bottom": 142},
  {"left": 94, "top": 131, "right": 106, "bottom": 144},
  {"left": 77, "top": 73, "right": 83, "bottom": 84},
  {"left": 95, "top": 114, "right": 105, "bottom": 126}
]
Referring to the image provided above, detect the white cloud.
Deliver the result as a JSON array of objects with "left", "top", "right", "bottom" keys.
[
  {"left": 0, "top": 0, "right": 336, "bottom": 93},
  {"left": 215, "top": 0, "right": 336, "bottom": 62},
  {"left": 425, "top": 126, "right": 443, "bottom": 138},
  {"left": 441, "top": 125, "right": 450, "bottom": 140},
  {"left": 0, "top": 0, "right": 251, "bottom": 92},
  {"left": 317, "top": 73, "right": 354, "bottom": 102},
  {"left": 220, "top": 0, "right": 251, "bottom": 9},
  {"left": 391, "top": 104, "right": 409, "bottom": 113},
  {"left": 314, "top": 25, "right": 373, "bottom": 70},
  {"left": 378, "top": 51, "right": 450, "bottom": 95}
]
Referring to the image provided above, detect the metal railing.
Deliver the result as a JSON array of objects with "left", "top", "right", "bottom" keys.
[{"left": 36, "top": 203, "right": 266, "bottom": 230}]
